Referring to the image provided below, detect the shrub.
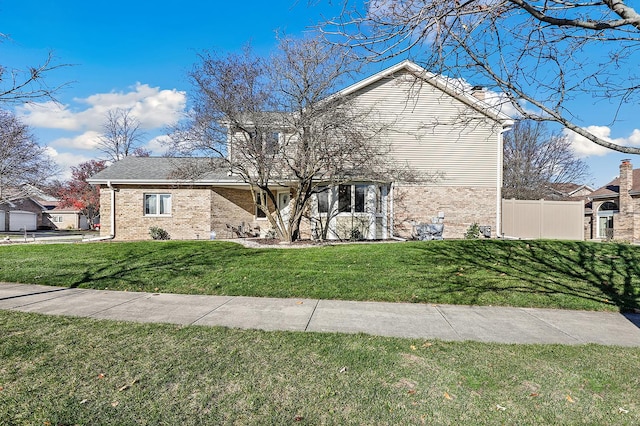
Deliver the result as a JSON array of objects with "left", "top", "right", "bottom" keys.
[
  {"left": 149, "top": 226, "right": 171, "bottom": 240},
  {"left": 464, "top": 223, "right": 481, "bottom": 239},
  {"left": 349, "top": 228, "right": 363, "bottom": 241}
]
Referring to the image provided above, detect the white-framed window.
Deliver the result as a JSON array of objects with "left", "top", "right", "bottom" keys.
[
  {"left": 144, "top": 194, "right": 172, "bottom": 216},
  {"left": 316, "top": 186, "right": 330, "bottom": 214},
  {"left": 338, "top": 184, "right": 368, "bottom": 214},
  {"left": 51, "top": 215, "right": 63, "bottom": 223}
]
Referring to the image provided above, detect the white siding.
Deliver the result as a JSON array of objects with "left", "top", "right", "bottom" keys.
[{"left": 351, "top": 72, "right": 502, "bottom": 187}]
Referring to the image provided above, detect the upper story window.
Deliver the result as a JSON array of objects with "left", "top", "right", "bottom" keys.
[{"left": 144, "top": 194, "right": 172, "bottom": 216}]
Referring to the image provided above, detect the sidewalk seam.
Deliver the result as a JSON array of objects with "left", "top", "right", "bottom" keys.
[
  {"left": 304, "top": 299, "right": 320, "bottom": 332},
  {"left": 190, "top": 296, "right": 236, "bottom": 325},
  {"left": 87, "top": 291, "right": 150, "bottom": 317},
  {"left": 433, "top": 304, "right": 463, "bottom": 340}
]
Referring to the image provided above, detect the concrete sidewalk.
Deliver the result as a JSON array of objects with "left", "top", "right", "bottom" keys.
[{"left": 1, "top": 282, "right": 639, "bottom": 346}]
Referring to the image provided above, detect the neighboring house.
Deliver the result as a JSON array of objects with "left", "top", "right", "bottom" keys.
[
  {"left": 47, "top": 209, "right": 90, "bottom": 230},
  {"left": 87, "top": 61, "right": 513, "bottom": 241},
  {"left": 0, "top": 185, "right": 90, "bottom": 231},
  {"left": 0, "top": 189, "right": 48, "bottom": 231},
  {"left": 587, "top": 159, "right": 640, "bottom": 241},
  {"left": 547, "top": 183, "right": 594, "bottom": 200}
]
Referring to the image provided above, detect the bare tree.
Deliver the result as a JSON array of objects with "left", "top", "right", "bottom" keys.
[
  {"left": 324, "top": 0, "right": 640, "bottom": 154},
  {"left": 1, "top": 35, "right": 70, "bottom": 104},
  {"left": 0, "top": 110, "right": 58, "bottom": 201},
  {"left": 503, "top": 120, "right": 590, "bottom": 199},
  {"left": 97, "top": 108, "right": 146, "bottom": 162},
  {"left": 170, "top": 37, "right": 404, "bottom": 242}
]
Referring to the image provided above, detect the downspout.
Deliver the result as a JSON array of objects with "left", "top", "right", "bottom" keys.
[
  {"left": 389, "top": 182, "right": 395, "bottom": 239},
  {"left": 497, "top": 121, "right": 514, "bottom": 237},
  {"left": 85, "top": 181, "right": 117, "bottom": 241}
]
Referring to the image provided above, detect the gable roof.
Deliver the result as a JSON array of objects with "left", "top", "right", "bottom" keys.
[
  {"left": 87, "top": 157, "right": 243, "bottom": 185},
  {"left": 590, "top": 168, "right": 640, "bottom": 199},
  {"left": 338, "top": 60, "right": 513, "bottom": 125}
]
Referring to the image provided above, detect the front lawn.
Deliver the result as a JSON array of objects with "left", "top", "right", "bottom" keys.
[
  {"left": 0, "top": 239, "right": 638, "bottom": 312},
  {"left": 1, "top": 310, "right": 638, "bottom": 425}
]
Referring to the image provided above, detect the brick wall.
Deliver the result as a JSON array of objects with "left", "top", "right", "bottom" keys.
[
  {"left": 99, "top": 185, "right": 263, "bottom": 241},
  {"left": 394, "top": 185, "right": 498, "bottom": 239}
]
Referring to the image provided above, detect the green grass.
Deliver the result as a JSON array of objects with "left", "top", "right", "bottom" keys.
[
  {"left": 1, "top": 310, "right": 639, "bottom": 425},
  {"left": 0, "top": 239, "right": 638, "bottom": 312}
]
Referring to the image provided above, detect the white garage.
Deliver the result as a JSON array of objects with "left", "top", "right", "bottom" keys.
[{"left": 9, "top": 210, "right": 37, "bottom": 231}]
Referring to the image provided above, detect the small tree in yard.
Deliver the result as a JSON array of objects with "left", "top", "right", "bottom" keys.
[
  {"left": 170, "top": 37, "right": 406, "bottom": 242},
  {"left": 56, "top": 160, "right": 106, "bottom": 228}
]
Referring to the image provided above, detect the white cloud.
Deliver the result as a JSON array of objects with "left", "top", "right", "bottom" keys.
[
  {"left": 46, "top": 147, "right": 94, "bottom": 180},
  {"left": 144, "top": 135, "right": 172, "bottom": 155},
  {"left": 50, "top": 131, "right": 102, "bottom": 151},
  {"left": 17, "top": 83, "right": 187, "bottom": 132},
  {"left": 563, "top": 126, "right": 640, "bottom": 158}
]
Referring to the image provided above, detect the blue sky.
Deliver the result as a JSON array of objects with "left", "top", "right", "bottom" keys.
[{"left": 1, "top": 0, "right": 638, "bottom": 188}]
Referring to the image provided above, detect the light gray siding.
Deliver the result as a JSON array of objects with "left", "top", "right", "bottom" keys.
[{"left": 351, "top": 72, "right": 502, "bottom": 187}]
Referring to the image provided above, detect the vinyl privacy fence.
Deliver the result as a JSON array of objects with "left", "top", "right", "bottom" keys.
[{"left": 502, "top": 199, "right": 584, "bottom": 240}]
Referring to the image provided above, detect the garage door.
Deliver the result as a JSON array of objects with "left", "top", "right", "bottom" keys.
[
  {"left": 9, "top": 210, "right": 37, "bottom": 231},
  {"left": 0, "top": 210, "right": 5, "bottom": 231}
]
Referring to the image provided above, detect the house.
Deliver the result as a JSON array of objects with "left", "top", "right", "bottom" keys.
[
  {"left": 547, "top": 183, "right": 594, "bottom": 200},
  {"left": 87, "top": 60, "right": 513, "bottom": 241},
  {"left": 0, "top": 184, "right": 56, "bottom": 231},
  {"left": 587, "top": 159, "right": 640, "bottom": 241},
  {"left": 0, "top": 185, "right": 90, "bottom": 231}
]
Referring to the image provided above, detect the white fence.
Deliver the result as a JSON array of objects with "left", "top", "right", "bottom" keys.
[{"left": 502, "top": 199, "right": 584, "bottom": 240}]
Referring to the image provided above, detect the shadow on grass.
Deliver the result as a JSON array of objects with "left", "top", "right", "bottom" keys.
[
  {"left": 405, "top": 240, "right": 640, "bottom": 314},
  {"left": 65, "top": 241, "right": 270, "bottom": 293}
]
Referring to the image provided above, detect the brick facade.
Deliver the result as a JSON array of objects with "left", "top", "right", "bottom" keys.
[
  {"left": 394, "top": 185, "right": 498, "bottom": 239},
  {"left": 100, "top": 185, "right": 262, "bottom": 241},
  {"left": 98, "top": 183, "right": 498, "bottom": 241}
]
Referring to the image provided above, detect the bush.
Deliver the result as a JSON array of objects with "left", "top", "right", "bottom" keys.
[
  {"left": 464, "top": 223, "right": 481, "bottom": 239},
  {"left": 149, "top": 226, "right": 171, "bottom": 240},
  {"left": 349, "top": 228, "right": 363, "bottom": 241}
]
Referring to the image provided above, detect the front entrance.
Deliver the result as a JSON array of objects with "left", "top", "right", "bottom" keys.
[{"left": 597, "top": 201, "right": 618, "bottom": 240}]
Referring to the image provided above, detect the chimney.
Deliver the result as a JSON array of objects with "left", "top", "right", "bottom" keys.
[
  {"left": 471, "top": 86, "right": 485, "bottom": 101},
  {"left": 620, "top": 159, "right": 633, "bottom": 213}
]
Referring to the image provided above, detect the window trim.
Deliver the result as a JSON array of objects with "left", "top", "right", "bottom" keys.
[{"left": 144, "top": 193, "right": 172, "bottom": 217}]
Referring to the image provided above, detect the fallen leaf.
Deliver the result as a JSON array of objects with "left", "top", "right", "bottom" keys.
[
  {"left": 118, "top": 378, "right": 139, "bottom": 392},
  {"left": 496, "top": 404, "right": 506, "bottom": 411},
  {"left": 111, "top": 401, "right": 119, "bottom": 407},
  {"left": 566, "top": 395, "right": 575, "bottom": 403},
  {"left": 410, "top": 345, "right": 417, "bottom": 351},
  {"left": 529, "top": 393, "right": 539, "bottom": 397},
  {"left": 294, "top": 415, "right": 304, "bottom": 421},
  {"left": 339, "top": 366, "right": 347, "bottom": 373},
  {"left": 408, "top": 389, "right": 416, "bottom": 395},
  {"left": 296, "top": 301, "right": 304, "bottom": 305},
  {"left": 80, "top": 399, "right": 88, "bottom": 404},
  {"left": 444, "top": 392, "right": 452, "bottom": 400},
  {"left": 97, "top": 373, "right": 105, "bottom": 379},
  {"left": 422, "top": 342, "right": 433, "bottom": 348},
  {"left": 619, "top": 407, "right": 629, "bottom": 414}
]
